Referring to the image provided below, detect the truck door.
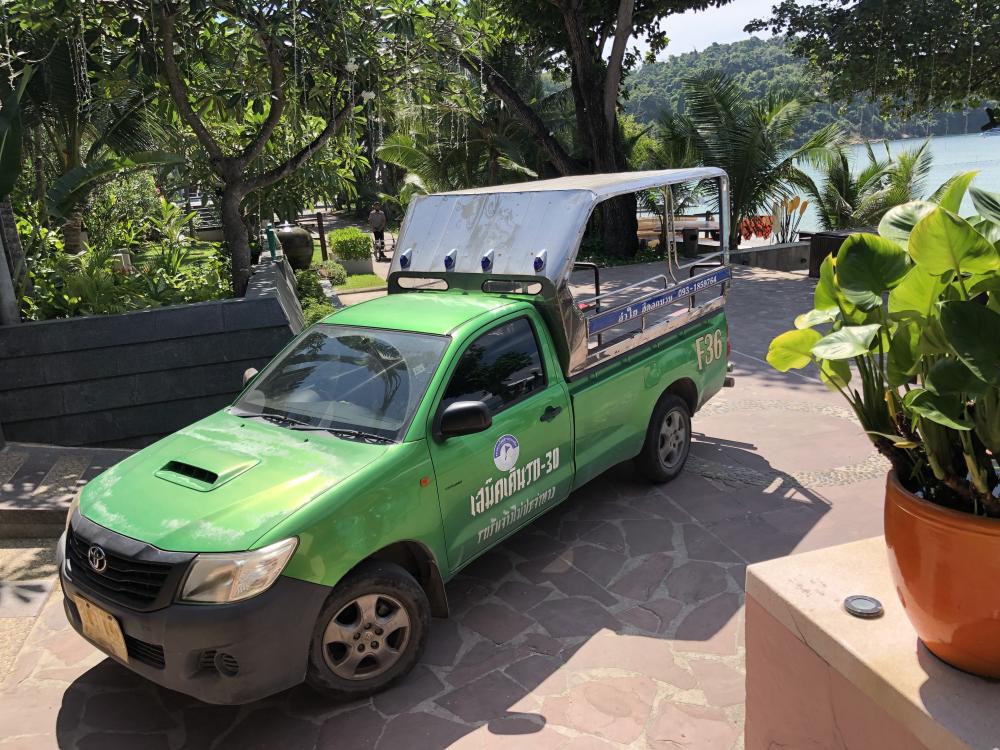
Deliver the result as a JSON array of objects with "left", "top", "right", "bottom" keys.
[{"left": 428, "top": 315, "right": 573, "bottom": 571}]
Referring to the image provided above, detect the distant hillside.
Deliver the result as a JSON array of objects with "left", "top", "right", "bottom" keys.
[{"left": 624, "top": 37, "right": 985, "bottom": 143}]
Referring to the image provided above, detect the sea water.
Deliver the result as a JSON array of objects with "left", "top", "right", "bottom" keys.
[{"left": 797, "top": 132, "right": 1000, "bottom": 232}]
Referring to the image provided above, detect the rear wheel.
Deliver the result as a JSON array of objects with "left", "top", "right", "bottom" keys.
[
  {"left": 635, "top": 394, "right": 692, "bottom": 483},
  {"left": 306, "top": 561, "right": 429, "bottom": 700}
]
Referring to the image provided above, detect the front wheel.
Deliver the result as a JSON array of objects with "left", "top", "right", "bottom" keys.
[
  {"left": 634, "top": 394, "right": 692, "bottom": 483},
  {"left": 306, "top": 561, "right": 429, "bottom": 700}
]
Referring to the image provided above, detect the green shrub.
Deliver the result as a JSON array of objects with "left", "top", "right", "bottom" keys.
[
  {"left": 316, "top": 260, "right": 347, "bottom": 285},
  {"left": 302, "top": 299, "right": 336, "bottom": 326},
  {"left": 328, "top": 226, "right": 372, "bottom": 261},
  {"left": 294, "top": 269, "right": 328, "bottom": 305}
]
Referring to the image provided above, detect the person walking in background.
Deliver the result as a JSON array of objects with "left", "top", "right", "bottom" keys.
[{"left": 368, "top": 202, "right": 389, "bottom": 262}]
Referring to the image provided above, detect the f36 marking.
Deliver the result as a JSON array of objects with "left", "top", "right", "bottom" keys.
[{"left": 694, "top": 330, "right": 724, "bottom": 371}]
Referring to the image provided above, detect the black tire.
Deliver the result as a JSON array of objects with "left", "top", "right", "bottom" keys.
[
  {"left": 634, "top": 393, "right": 692, "bottom": 483},
  {"left": 306, "top": 561, "right": 429, "bottom": 700}
]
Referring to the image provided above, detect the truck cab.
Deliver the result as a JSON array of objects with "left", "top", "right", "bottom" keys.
[{"left": 58, "top": 169, "right": 733, "bottom": 704}]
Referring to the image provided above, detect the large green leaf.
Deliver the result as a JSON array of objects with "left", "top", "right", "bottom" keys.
[
  {"left": 836, "top": 233, "right": 909, "bottom": 309},
  {"left": 925, "top": 359, "right": 987, "bottom": 396},
  {"left": 888, "top": 266, "right": 949, "bottom": 320},
  {"left": 767, "top": 329, "right": 821, "bottom": 371},
  {"left": 887, "top": 319, "right": 920, "bottom": 387},
  {"left": 939, "top": 301, "right": 1000, "bottom": 385},
  {"left": 909, "top": 208, "right": 1000, "bottom": 275},
  {"left": 811, "top": 323, "right": 881, "bottom": 360},
  {"left": 878, "top": 200, "right": 935, "bottom": 249},
  {"left": 936, "top": 170, "right": 978, "bottom": 213},
  {"left": 814, "top": 254, "right": 839, "bottom": 310},
  {"left": 819, "top": 358, "right": 851, "bottom": 390},
  {"left": 974, "top": 387, "right": 1000, "bottom": 454},
  {"left": 970, "top": 186, "right": 1000, "bottom": 226},
  {"left": 973, "top": 219, "right": 1000, "bottom": 245},
  {"left": 794, "top": 307, "right": 838, "bottom": 329},
  {"left": 903, "top": 388, "right": 973, "bottom": 430}
]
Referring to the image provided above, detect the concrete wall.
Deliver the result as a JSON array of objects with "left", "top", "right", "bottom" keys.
[
  {"left": 732, "top": 241, "right": 810, "bottom": 273},
  {"left": 0, "top": 261, "right": 303, "bottom": 448}
]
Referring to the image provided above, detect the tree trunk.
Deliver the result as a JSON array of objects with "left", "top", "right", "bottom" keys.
[
  {"left": 62, "top": 210, "right": 84, "bottom": 254},
  {"left": 220, "top": 186, "right": 251, "bottom": 296}
]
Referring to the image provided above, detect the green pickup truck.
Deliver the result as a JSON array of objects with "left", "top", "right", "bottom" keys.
[{"left": 58, "top": 168, "right": 733, "bottom": 704}]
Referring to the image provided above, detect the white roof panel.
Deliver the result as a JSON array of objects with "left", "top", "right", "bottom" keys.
[{"left": 390, "top": 168, "right": 727, "bottom": 285}]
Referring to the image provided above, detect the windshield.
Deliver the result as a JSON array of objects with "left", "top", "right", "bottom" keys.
[{"left": 233, "top": 325, "right": 449, "bottom": 441}]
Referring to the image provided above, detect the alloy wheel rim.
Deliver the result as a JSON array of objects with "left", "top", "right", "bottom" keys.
[
  {"left": 322, "top": 593, "right": 410, "bottom": 680},
  {"left": 657, "top": 408, "right": 688, "bottom": 469}
]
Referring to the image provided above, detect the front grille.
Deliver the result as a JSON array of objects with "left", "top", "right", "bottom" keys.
[
  {"left": 66, "top": 526, "right": 173, "bottom": 610},
  {"left": 198, "top": 649, "right": 240, "bottom": 676},
  {"left": 125, "top": 635, "right": 165, "bottom": 669}
]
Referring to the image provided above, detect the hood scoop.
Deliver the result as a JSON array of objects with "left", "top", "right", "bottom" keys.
[{"left": 154, "top": 448, "right": 259, "bottom": 492}]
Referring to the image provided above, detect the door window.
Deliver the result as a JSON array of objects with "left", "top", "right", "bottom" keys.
[{"left": 441, "top": 318, "right": 546, "bottom": 414}]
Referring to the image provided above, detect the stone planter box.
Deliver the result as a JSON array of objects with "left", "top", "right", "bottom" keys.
[
  {"left": 336, "top": 256, "right": 375, "bottom": 275},
  {"left": 732, "top": 241, "right": 810, "bottom": 273},
  {"left": 0, "top": 260, "right": 303, "bottom": 448}
]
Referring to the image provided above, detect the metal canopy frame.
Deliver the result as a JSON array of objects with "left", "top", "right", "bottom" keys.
[{"left": 387, "top": 169, "right": 731, "bottom": 376}]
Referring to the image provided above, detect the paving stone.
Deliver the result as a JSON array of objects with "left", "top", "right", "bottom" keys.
[
  {"left": 673, "top": 593, "right": 742, "bottom": 656},
  {"left": 690, "top": 658, "right": 746, "bottom": 708},
  {"left": 519, "top": 632, "right": 564, "bottom": 657},
  {"left": 445, "top": 578, "right": 491, "bottom": 615},
  {"left": 372, "top": 665, "right": 444, "bottom": 714},
  {"left": 627, "top": 492, "right": 692, "bottom": 522},
  {"left": 446, "top": 641, "right": 528, "bottom": 688},
  {"left": 647, "top": 700, "right": 740, "bottom": 750},
  {"left": 216, "top": 708, "right": 319, "bottom": 750},
  {"left": 621, "top": 519, "right": 676, "bottom": 556},
  {"left": 501, "top": 531, "right": 566, "bottom": 562},
  {"left": 422, "top": 617, "right": 464, "bottom": 667},
  {"left": 459, "top": 551, "right": 515, "bottom": 581},
  {"left": 664, "top": 560, "right": 730, "bottom": 604},
  {"left": 516, "top": 555, "right": 617, "bottom": 607},
  {"left": 541, "top": 675, "right": 657, "bottom": 745},
  {"left": 376, "top": 712, "right": 469, "bottom": 750},
  {"left": 565, "top": 630, "right": 696, "bottom": 688},
  {"left": 462, "top": 602, "right": 534, "bottom": 644},
  {"left": 0, "top": 579, "right": 55, "bottom": 618},
  {"left": 608, "top": 553, "right": 673, "bottom": 600},
  {"left": 504, "top": 653, "right": 565, "bottom": 694},
  {"left": 179, "top": 704, "right": 241, "bottom": 749},
  {"left": 681, "top": 524, "right": 743, "bottom": 563},
  {"left": 563, "top": 545, "right": 626, "bottom": 586},
  {"left": 436, "top": 670, "right": 524, "bottom": 723},
  {"left": 578, "top": 501, "right": 651, "bottom": 522},
  {"left": 495, "top": 580, "right": 550, "bottom": 611},
  {"left": 81, "top": 689, "right": 176, "bottom": 733},
  {"left": 317, "top": 705, "right": 385, "bottom": 750},
  {"left": 77, "top": 733, "right": 169, "bottom": 750},
  {"left": 618, "top": 596, "right": 684, "bottom": 635},
  {"left": 528, "top": 597, "right": 619, "bottom": 639},
  {"left": 0, "top": 685, "right": 79, "bottom": 740}
]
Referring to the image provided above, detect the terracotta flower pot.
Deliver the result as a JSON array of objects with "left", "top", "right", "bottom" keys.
[{"left": 884, "top": 471, "right": 1000, "bottom": 677}]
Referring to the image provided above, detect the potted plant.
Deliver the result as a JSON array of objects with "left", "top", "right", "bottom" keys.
[
  {"left": 275, "top": 222, "right": 315, "bottom": 271},
  {"left": 767, "top": 176, "right": 1000, "bottom": 677},
  {"left": 328, "top": 226, "right": 375, "bottom": 275}
]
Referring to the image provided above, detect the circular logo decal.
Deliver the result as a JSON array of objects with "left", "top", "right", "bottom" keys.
[
  {"left": 493, "top": 434, "right": 520, "bottom": 471},
  {"left": 87, "top": 545, "right": 108, "bottom": 573}
]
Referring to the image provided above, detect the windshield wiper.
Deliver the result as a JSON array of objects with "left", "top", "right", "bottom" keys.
[{"left": 323, "top": 428, "right": 394, "bottom": 445}]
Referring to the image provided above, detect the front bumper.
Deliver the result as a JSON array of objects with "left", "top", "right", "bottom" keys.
[{"left": 57, "top": 529, "right": 330, "bottom": 705}]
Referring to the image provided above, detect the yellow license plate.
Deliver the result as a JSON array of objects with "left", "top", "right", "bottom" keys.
[{"left": 74, "top": 595, "right": 128, "bottom": 663}]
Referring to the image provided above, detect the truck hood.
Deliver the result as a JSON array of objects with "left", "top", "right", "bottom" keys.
[{"left": 80, "top": 410, "right": 387, "bottom": 552}]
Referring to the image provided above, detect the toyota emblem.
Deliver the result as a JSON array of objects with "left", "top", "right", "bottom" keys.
[{"left": 87, "top": 545, "right": 107, "bottom": 573}]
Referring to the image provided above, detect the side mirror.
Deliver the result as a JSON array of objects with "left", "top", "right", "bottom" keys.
[
  {"left": 243, "top": 367, "right": 259, "bottom": 386},
  {"left": 438, "top": 400, "right": 492, "bottom": 440}
]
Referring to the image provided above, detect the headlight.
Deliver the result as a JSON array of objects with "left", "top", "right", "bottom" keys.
[
  {"left": 180, "top": 538, "right": 298, "bottom": 604},
  {"left": 66, "top": 490, "right": 81, "bottom": 531}
]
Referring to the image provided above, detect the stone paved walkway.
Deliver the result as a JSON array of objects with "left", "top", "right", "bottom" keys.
[{"left": 0, "top": 267, "right": 888, "bottom": 749}]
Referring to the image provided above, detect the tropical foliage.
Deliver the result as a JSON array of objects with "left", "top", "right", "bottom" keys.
[
  {"left": 767, "top": 177, "right": 1000, "bottom": 516},
  {"left": 328, "top": 227, "right": 373, "bottom": 262},
  {"left": 651, "top": 73, "right": 841, "bottom": 247},
  {"left": 794, "top": 141, "right": 935, "bottom": 231}
]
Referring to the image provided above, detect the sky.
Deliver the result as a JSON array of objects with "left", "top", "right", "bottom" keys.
[{"left": 633, "top": 0, "right": 775, "bottom": 58}]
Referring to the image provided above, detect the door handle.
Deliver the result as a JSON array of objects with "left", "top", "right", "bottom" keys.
[{"left": 540, "top": 405, "right": 562, "bottom": 422}]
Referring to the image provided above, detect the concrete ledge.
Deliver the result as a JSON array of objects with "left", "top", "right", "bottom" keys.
[
  {"left": 731, "top": 241, "right": 809, "bottom": 272},
  {"left": 745, "top": 536, "right": 1000, "bottom": 750}
]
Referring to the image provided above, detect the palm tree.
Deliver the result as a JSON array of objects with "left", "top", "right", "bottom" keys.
[
  {"left": 652, "top": 73, "right": 842, "bottom": 248},
  {"left": 794, "top": 141, "right": 933, "bottom": 230}
]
